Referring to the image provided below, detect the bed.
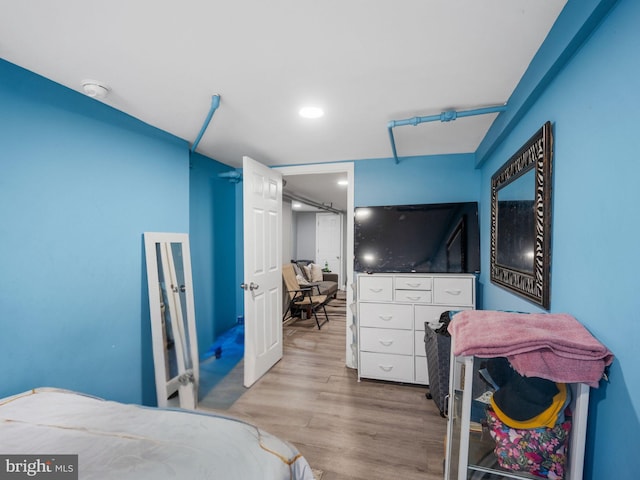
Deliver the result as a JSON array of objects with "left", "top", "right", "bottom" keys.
[{"left": 0, "top": 388, "right": 314, "bottom": 479}]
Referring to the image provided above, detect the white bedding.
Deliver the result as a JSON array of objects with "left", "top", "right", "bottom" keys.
[{"left": 0, "top": 388, "right": 314, "bottom": 480}]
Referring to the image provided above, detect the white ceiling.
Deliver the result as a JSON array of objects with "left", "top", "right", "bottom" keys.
[
  {"left": 0, "top": 1, "right": 566, "bottom": 169},
  {"left": 284, "top": 172, "right": 348, "bottom": 212}
]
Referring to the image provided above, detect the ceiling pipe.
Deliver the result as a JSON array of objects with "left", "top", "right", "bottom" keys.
[
  {"left": 218, "top": 171, "right": 242, "bottom": 183},
  {"left": 190, "top": 94, "right": 221, "bottom": 153},
  {"left": 283, "top": 191, "right": 343, "bottom": 215},
  {"left": 387, "top": 104, "right": 508, "bottom": 164}
]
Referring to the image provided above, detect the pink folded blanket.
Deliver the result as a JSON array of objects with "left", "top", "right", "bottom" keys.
[{"left": 447, "top": 310, "right": 614, "bottom": 387}]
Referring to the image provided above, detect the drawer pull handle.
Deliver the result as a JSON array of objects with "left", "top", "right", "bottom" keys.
[
  {"left": 406, "top": 296, "right": 422, "bottom": 301},
  {"left": 406, "top": 283, "right": 422, "bottom": 288},
  {"left": 379, "top": 339, "right": 393, "bottom": 346},
  {"left": 379, "top": 315, "right": 393, "bottom": 321},
  {"left": 445, "top": 289, "right": 462, "bottom": 295},
  {"left": 369, "top": 288, "right": 383, "bottom": 293},
  {"left": 378, "top": 364, "right": 394, "bottom": 372}
]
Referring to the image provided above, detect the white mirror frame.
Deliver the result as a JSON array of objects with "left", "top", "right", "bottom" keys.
[{"left": 144, "top": 232, "right": 199, "bottom": 409}]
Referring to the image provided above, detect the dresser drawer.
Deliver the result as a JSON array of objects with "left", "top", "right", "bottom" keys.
[
  {"left": 359, "top": 303, "right": 412, "bottom": 329},
  {"left": 433, "top": 277, "right": 474, "bottom": 306},
  {"left": 395, "top": 289, "right": 432, "bottom": 303},
  {"left": 359, "top": 276, "right": 393, "bottom": 301},
  {"left": 360, "top": 327, "right": 413, "bottom": 355},
  {"left": 395, "top": 276, "right": 432, "bottom": 290},
  {"left": 414, "top": 305, "right": 472, "bottom": 331},
  {"left": 360, "top": 352, "right": 413, "bottom": 382}
]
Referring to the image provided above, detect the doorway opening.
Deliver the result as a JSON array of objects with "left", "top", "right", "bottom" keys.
[
  {"left": 276, "top": 163, "right": 356, "bottom": 370},
  {"left": 199, "top": 162, "right": 356, "bottom": 410}
]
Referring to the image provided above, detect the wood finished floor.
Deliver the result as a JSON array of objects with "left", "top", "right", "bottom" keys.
[{"left": 199, "top": 297, "right": 448, "bottom": 480}]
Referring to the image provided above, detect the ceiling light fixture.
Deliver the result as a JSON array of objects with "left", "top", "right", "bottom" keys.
[
  {"left": 337, "top": 179, "right": 348, "bottom": 186},
  {"left": 81, "top": 79, "right": 111, "bottom": 99},
  {"left": 298, "top": 106, "right": 324, "bottom": 119}
]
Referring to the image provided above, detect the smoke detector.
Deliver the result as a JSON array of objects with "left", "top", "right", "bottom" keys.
[{"left": 81, "top": 79, "right": 110, "bottom": 99}]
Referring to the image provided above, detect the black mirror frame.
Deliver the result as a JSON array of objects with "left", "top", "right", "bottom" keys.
[{"left": 490, "top": 121, "right": 553, "bottom": 309}]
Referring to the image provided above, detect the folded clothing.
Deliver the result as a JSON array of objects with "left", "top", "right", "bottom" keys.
[
  {"left": 484, "top": 356, "right": 515, "bottom": 389},
  {"left": 492, "top": 375, "right": 559, "bottom": 422},
  {"left": 491, "top": 383, "right": 569, "bottom": 430},
  {"left": 448, "top": 310, "right": 614, "bottom": 387},
  {"left": 434, "top": 310, "right": 458, "bottom": 337},
  {"left": 480, "top": 357, "right": 566, "bottom": 429}
]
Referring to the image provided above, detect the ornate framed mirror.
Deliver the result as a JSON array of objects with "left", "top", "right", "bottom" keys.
[{"left": 490, "top": 121, "right": 553, "bottom": 309}]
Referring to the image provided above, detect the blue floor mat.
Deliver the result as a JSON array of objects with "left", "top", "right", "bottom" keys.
[{"left": 199, "top": 324, "right": 244, "bottom": 399}]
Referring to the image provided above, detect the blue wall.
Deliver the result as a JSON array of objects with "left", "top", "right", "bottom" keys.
[
  {"left": 234, "top": 182, "right": 245, "bottom": 320},
  {"left": 0, "top": 59, "right": 188, "bottom": 403},
  {"left": 189, "top": 153, "right": 239, "bottom": 355},
  {"left": 354, "top": 153, "right": 480, "bottom": 207},
  {"left": 476, "top": 0, "right": 639, "bottom": 477},
  {"left": 0, "top": 59, "right": 236, "bottom": 406}
]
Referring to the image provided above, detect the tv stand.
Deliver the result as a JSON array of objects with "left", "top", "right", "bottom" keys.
[{"left": 356, "top": 272, "right": 476, "bottom": 384}]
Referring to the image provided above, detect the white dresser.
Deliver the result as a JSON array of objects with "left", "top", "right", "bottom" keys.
[{"left": 357, "top": 273, "right": 476, "bottom": 384}]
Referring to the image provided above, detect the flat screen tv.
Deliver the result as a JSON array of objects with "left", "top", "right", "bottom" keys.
[{"left": 354, "top": 202, "right": 480, "bottom": 274}]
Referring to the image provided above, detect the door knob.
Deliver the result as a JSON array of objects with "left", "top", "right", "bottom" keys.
[{"left": 240, "top": 282, "right": 260, "bottom": 291}]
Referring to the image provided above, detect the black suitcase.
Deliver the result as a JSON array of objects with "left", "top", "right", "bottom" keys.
[{"left": 424, "top": 317, "right": 452, "bottom": 417}]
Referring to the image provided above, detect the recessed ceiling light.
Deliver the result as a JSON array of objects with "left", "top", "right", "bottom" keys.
[
  {"left": 292, "top": 202, "right": 302, "bottom": 209},
  {"left": 337, "top": 179, "right": 348, "bottom": 186},
  {"left": 299, "top": 106, "right": 324, "bottom": 119}
]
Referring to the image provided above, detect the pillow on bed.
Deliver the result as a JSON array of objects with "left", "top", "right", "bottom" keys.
[{"left": 309, "top": 263, "right": 323, "bottom": 282}]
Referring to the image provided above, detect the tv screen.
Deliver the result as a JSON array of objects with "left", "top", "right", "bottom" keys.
[{"left": 354, "top": 202, "right": 480, "bottom": 274}]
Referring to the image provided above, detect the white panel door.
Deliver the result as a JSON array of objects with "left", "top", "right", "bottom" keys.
[
  {"left": 242, "top": 156, "right": 283, "bottom": 387},
  {"left": 316, "top": 212, "right": 342, "bottom": 287}
]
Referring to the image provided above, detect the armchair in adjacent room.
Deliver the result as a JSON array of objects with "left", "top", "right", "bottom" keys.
[
  {"left": 290, "top": 260, "right": 338, "bottom": 299},
  {"left": 282, "top": 263, "right": 330, "bottom": 330}
]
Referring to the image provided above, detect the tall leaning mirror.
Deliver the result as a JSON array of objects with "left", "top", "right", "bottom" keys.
[
  {"left": 144, "top": 232, "right": 199, "bottom": 409},
  {"left": 490, "top": 121, "right": 553, "bottom": 309}
]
